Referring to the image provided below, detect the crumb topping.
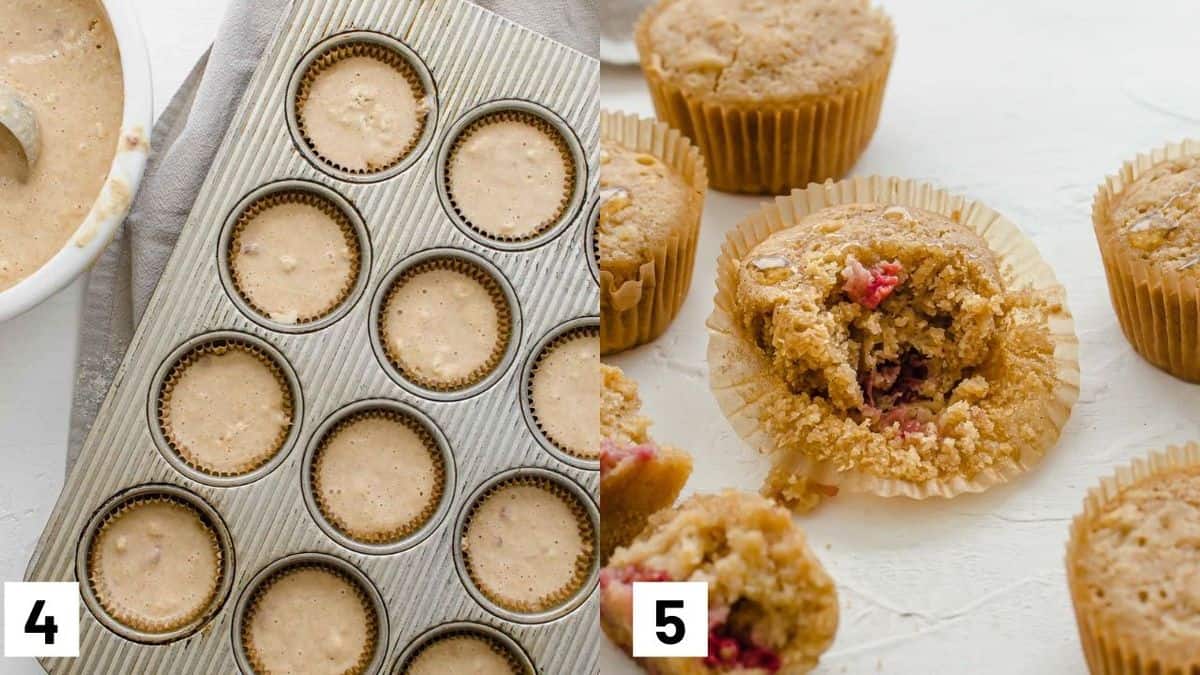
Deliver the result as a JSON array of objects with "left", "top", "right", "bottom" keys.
[
  {"left": 644, "top": 0, "right": 894, "bottom": 104},
  {"left": 1107, "top": 154, "right": 1200, "bottom": 272},
  {"left": 735, "top": 204, "right": 1060, "bottom": 486}
]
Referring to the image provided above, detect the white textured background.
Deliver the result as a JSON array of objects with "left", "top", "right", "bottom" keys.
[
  {"left": 0, "top": 1, "right": 230, "bottom": 671},
  {"left": 602, "top": 1, "right": 1200, "bottom": 673}
]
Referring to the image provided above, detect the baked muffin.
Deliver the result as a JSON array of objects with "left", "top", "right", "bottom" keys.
[
  {"left": 599, "top": 364, "right": 692, "bottom": 562},
  {"left": 635, "top": 0, "right": 895, "bottom": 194},
  {"left": 1066, "top": 443, "right": 1200, "bottom": 674},
  {"left": 1093, "top": 140, "right": 1200, "bottom": 382},
  {"left": 600, "top": 491, "right": 838, "bottom": 674},
  {"left": 599, "top": 111, "right": 707, "bottom": 353},
  {"left": 708, "top": 180, "right": 1079, "bottom": 502}
]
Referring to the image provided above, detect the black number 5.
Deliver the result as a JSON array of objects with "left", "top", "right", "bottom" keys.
[
  {"left": 24, "top": 600, "right": 58, "bottom": 645},
  {"left": 655, "top": 599, "right": 685, "bottom": 645}
]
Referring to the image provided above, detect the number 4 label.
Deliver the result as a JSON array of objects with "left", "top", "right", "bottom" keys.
[
  {"left": 4, "top": 582, "right": 79, "bottom": 658},
  {"left": 631, "top": 581, "right": 708, "bottom": 658}
]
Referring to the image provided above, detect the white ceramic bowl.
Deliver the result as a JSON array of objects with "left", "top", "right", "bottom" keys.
[{"left": 0, "top": 0, "right": 153, "bottom": 322}]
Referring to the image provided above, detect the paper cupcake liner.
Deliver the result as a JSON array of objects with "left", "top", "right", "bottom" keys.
[
  {"left": 1065, "top": 443, "right": 1200, "bottom": 675},
  {"left": 527, "top": 324, "right": 601, "bottom": 460},
  {"left": 241, "top": 563, "right": 378, "bottom": 675},
  {"left": 598, "top": 110, "right": 707, "bottom": 354},
  {"left": 445, "top": 110, "right": 576, "bottom": 242},
  {"left": 461, "top": 475, "right": 596, "bottom": 614},
  {"left": 707, "top": 176, "right": 1081, "bottom": 499},
  {"left": 87, "top": 496, "right": 225, "bottom": 634},
  {"left": 1092, "top": 139, "right": 1200, "bottom": 383},
  {"left": 310, "top": 408, "right": 446, "bottom": 544},
  {"left": 634, "top": 5, "right": 894, "bottom": 195},
  {"left": 378, "top": 257, "right": 513, "bottom": 391},
  {"left": 157, "top": 339, "right": 294, "bottom": 476},
  {"left": 399, "top": 632, "right": 524, "bottom": 674},
  {"left": 228, "top": 190, "right": 363, "bottom": 325},
  {"left": 295, "top": 42, "right": 429, "bottom": 175}
]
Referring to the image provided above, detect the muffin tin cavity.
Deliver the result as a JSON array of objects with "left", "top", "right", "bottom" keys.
[
  {"left": 370, "top": 248, "right": 522, "bottom": 401},
  {"left": 438, "top": 100, "right": 586, "bottom": 251},
  {"left": 585, "top": 198, "right": 600, "bottom": 285},
  {"left": 148, "top": 331, "right": 303, "bottom": 488},
  {"left": 521, "top": 316, "right": 601, "bottom": 470},
  {"left": 77, "top": 484, "right": 235, "bottom": 645},
  {"left": 218, "top": 180, "right": 371, "bottom": 334},
  {"left": 288, "top": 31, "right": 438, "bottom": 182},
  {"left": 232, "top": 552, "right": 389, "bottom": 675},
  {"left": 301, "top": 399, "right": 457, "bottom": 555},
  {"left": 393, "top": 622, "right": 534, "bottom": 674},
  {"left": 453, "top": 468, "right": 598, "bottom": 624}
]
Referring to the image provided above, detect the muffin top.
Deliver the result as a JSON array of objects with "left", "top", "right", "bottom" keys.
[
  {"left": 600, "top": 364, "right": 652, "bottom": 448},
  {"left": 1104, "top": 154, "right": 1200, "bottom": 273},
  {"left": 598, "top": 138, "right": 702, "bottom": 286},
  {"left": 734, "top": 204, "right": 1060, "bottom": 488},
  {"left": 641, "top": 0, "right": 894, "bottom": 105},
  {"left": 1071, "top": 466, "right": 1200, "bottom": 658}
]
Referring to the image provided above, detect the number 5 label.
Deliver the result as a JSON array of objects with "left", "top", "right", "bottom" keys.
[
  {"left": 4, "top": 582, "right": 80, "bottom": 658},
  {"left": 631, "top": 581, "right": 708, "bottom": 658}
]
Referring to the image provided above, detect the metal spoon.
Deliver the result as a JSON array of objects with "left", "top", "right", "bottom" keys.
[{"left": 0, "top": 83, "right": 40, "bottom": 171}]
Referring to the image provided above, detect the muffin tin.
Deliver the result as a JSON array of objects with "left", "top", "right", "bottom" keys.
[{"left": 25, "top": 1, "right": 598, "bottom": 673}]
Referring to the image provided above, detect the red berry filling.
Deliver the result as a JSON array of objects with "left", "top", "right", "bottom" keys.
[
  {"left": 599, "top": 565, "right": 673, "bottom": 590},
  {"left": 842, "top": 259, "right": 904, "bottom": 309},
  {"left": 599, "top": 440, "right": 659, "bottom": 475},
  {"left": 704, "top": 622, "right": 781, "bottom": 673}
]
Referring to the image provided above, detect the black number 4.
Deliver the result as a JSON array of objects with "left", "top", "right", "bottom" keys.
[
  {"left": 24, "top": 600, "right": 58, "bottom": 645},
  {"left": 655, "top": 599, "right": 685, "bottom": 645}
]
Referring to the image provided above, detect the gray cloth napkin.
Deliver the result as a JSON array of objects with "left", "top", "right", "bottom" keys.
[{"left": 67, "top": 0, "right": 597, "bottom": 471}]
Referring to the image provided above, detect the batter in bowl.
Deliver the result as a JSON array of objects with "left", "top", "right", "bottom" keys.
[{"left": 0, "top": 0, "right": 123, "bottom": 291}]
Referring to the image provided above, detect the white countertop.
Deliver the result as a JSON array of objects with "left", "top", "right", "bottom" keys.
[
  {"left": 0, "top": 1, "right": 231, "bottom": 670},
  {"left": 602, "top": 1, "right": 1200, "bottom": 673}
]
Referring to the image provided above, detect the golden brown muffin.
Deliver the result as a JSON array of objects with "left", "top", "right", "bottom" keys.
[
  {"left": 1067, "top": 443, "right": 1200, "bottom": 674},
  {"left": 601, "top": 491, "right": 838, "bottom": 674},
  {"left": 635, "top": 0, "right": 895, "bottom": 194},
  {"left": 599, "top": 111, "right": 706, "bottom": 353},
  {"left": 1093, "top": 141, "right": 1200, "bottom": 382}
]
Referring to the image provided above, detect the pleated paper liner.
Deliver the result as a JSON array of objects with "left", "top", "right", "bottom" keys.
[
  {"left": 87, "top": 495, "right": 226, "bottom": 634},
  {"left": 1065, "top": 443, "right": 1200, "bottom": 675},
  {"left": 310, "top": 408, "right": 446, "bottom": 544},
  {"left": 240, "top": 563, "right": 379, "bottom": 675},
  {"left": 396, "top": 627, "right": 527, "bottom": 675},
  {"left": 377, "top": 257, "right": 513, "bottom": 392},
  {"left": 444, "top": 110, "right": 576, "bottom": 242},
  {"left": 460, "top": 475, "right": 596, "bottom": 615},
  {"left": 157, "top": 338, "right": 295, "bottom": 477},
  {"left": 707, "top": 176, "right": 1081, "bottom": 499},
  {"left": 527, "top": 324, "right": 601, "bottom": 460},
  {"left": 598, "top": 110, "right": 707, "bottom": 354},
  {"left": 227, "top": 189, "right": 363, "bottom": 325},
  {"left": 294, "top": 41, "right": 430, "bottom": 175},
  {"left": 633, "top": 3, "right": 894, "bottom": 195},
  {"left": 1092, "top": 139, "right": 1200, "bottom": 383}
]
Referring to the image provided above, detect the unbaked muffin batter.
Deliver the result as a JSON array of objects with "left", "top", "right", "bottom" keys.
[
  {"left": 89, "top": 499, "right": 220, "bottom": 632},
  {"left": 244, "top": 567, "right": 374, "bottom": 675},
  {"left": 162, "top": 347, "right": 291, "bottom": 475},
  {"left": 299, "top": 54, "right": 426, "bottom": 172},
  {"left": 314, "top": 414, "right": 442, "bottom": 542},
  {"left": 230, "top": 199, "right": 357, "bottom": 324},
  {"left": 406, "top": 635, "right": 517, "bottom": 675},
  {"left": 0, "top": 0, "right": 124, "bottom": 291},
  {"left": 463, "top": 482, "right": 589, "bottom": 611},
  {"left": 448, "top": 115, "right": 572, "bottom": 239},
  {"left": 383, "top": 265, "right": 504, "bottom": 388},
  {"left": 531, "top": 332, "right": 600, "bottom": 458}
]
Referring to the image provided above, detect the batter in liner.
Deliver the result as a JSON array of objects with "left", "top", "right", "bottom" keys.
[
  {"left": 0, "top": 0, "right": 124, "bottom": 291},
  {"left": 530, "top": 331, "right": 600, "bottom": 459},
  {"left": 405, "top": 635, "right": 519, "bottom": 675}
]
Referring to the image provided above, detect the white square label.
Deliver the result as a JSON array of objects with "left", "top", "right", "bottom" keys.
[
  {"left": 631, "top": 580, "right": 708, "bottom": 658},
  {"left": 4, "top": 582, "right": 80, "bottom": 658}
]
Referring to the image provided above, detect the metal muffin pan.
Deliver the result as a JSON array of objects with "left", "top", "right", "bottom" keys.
[
  {"left": 521, "top": 316, "right": 602, "bottom": 471},
  {"left": 25, "top": 0, "right": 599, "bottom": 673},
  {"left": 391, "top": 620, "right": 536, "bottom": 674}
]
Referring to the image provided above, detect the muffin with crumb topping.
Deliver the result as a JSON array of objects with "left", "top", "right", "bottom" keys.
[
  {"left": 1093, "top": 140, "right": 1200, "bottom": 382},
  {"left": 599, "top": 111, "right": 706, "bottom": 354},
  {"left": 634, "top": 0, "right": 895, "bottom": 194}
]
